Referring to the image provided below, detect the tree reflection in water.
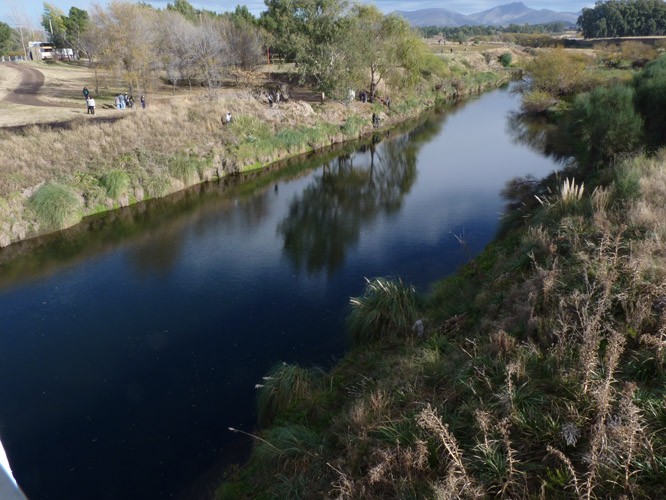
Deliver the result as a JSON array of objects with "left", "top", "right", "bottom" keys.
[
  {"left": 278, "top": 133, "right": 419, "bottom": 275},
  {"left": 506, "top": 111, "right": 577, "bottom": 164}
]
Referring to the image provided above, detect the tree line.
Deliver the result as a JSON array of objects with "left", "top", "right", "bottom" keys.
[
  {"left": 578, "top": 0, "right": 666, "bottom": 38},
  {"left": 419, "top": 21, "right": 573, "bottom": 41},
  {"left": 1, "top": 0, "right": 439, "bottom": 101}
]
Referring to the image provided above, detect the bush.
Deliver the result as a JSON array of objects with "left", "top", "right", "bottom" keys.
[
  {"left": 567, "top": 84, "right": 643, "bottom": 164},
  {"left": 348, "top": 277, "right": 419, "bottom": 346},
  {"left": 498, "top": 52, "right": 512, "bottom": 67},
  {"left": 101, "top": 170, "right": 131, "bottom": 200},
  {"left": 521, "top": 90, "right": 557, "bottom": 114},
  {"left": 527, "top": 48, "right": 590, "bottom": 96},
  {"left": 29, "top": 182, "right": 82, "bottom": 230},
  {"left": 633, "top": 56, "right": 666, "bottom": 148}
]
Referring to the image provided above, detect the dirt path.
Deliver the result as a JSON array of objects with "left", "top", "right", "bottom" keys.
[{"left": 1, "top": 62, "right": 60, "bottom": 107}]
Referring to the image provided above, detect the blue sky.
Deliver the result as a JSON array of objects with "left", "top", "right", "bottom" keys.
[{"left": 2, "top": 0, "right": 594, "bottom": 28}]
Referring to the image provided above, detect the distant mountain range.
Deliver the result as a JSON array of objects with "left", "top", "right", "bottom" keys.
[{"left": 394, "top": 2, "right": 580, "bottom": 27}]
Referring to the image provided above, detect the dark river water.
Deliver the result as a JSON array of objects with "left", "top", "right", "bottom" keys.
[{"left": 0, "top": 85, "right": 561, "bottom": 499}]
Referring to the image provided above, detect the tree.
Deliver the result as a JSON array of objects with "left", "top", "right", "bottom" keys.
[
  {"left": 224, "top": 17, "right": 265, "bottom": 71},
  {"left": 260, "top": 0, "right": 350, "bottom": 92},
  {"left": 91, "top": 2, "right": 159, "bottom": 95},
  {"left": 63, "top": 7, "right": 89, "bottom": 54},
  {"left": 578, "top": 0, "right": 666, "bottom": 38},
  {"left": 189, "top": 17, "right": 228, "bottom": 92},
  {"left": 167, "top": 0, "right": 199, "bottom": 23},
  {"left": 41, "top": 3, "right": 67, "bottom": 46},
  {"left": 156, "top": 11, "right": 197, "bottom": 92},
  {"left": 345, "top": 5, "right": 430, "bottom": 99},
  {"left": 0, "top": 22, "right": 13, "bottom": 55}
]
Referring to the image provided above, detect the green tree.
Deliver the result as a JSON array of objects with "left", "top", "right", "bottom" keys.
[
  {"left": 345, "top": 5, "right": 430, "bottom": 99},
  {"left": 0, "top": 22, "right": 13, "bottom": 55},
  {"left": 167, "top": 0, "right": 199, "bottom": 22},
  {"left": 63, "top": 7, "right": 89, "bottom": 55},
  {"left": 42, "top": 3, "right": 67, "bottom": 46},
  {"left": 261, "top": 0, "right": 349, "bottom": 92}
]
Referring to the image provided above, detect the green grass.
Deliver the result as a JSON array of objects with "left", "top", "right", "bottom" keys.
[
  {"left": 257, "top": 363, "right": 325, "bottom": 427},
  {"left": 28, "top": 182, "right": 83, "bottom": 230},
  {"left": 101, "top": 170, "right": 131, "bottom": 200},
  {"left": 347, "top": 277, "right": 420, "bottom": 346},
  {"left": 168, "top": 155, "right": 200, "bottom": 185}
]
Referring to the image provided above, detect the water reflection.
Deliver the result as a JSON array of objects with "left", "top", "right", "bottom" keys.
[
  {"left": 506, "top": 111, "right": 577, "bottom": 164},
  {"left": 278, "top": 134, "right": 419, "bottom": 275}
]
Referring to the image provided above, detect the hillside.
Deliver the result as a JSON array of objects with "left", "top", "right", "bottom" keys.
[{"left": 395, "top": 1, "right": 579, "bottom": 27}]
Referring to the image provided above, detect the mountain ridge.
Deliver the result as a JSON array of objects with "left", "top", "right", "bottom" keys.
[{"left": 394, "top": 2, "right": 580, "bottom": 27}]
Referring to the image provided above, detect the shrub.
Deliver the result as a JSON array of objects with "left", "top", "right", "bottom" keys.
[
  {"left": 527, "top": 49, "right": 590, "bottom": 96},
  {"left": 101, "top": 170, "right": 131, "bottom": 200},
  {"left": 257, "top": 363, "right": 324, "bottom": 427},
  {"left": 348, "top": 277, "right": 419, "bottom": 346},
  {"left": 521, "top": 90, "right": 557, "bottom": 114},
  {"left": 633, "top": 56, "right": 666, "bottom": 148},
  {"left": 29, "top": 182, "right": 82, "bottom": 230},
  {"left": 614, "top": 161, "right": 642, "bottom": 203},
  {"left": 498, "top": 52, "right": 512, "bottom": 67},
  {"left": 567, "top": 85, "right": 643, "bottom": 164}
]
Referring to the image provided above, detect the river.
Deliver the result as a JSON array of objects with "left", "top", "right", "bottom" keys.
[{"left": 0, "top": 84, "right": 562, "bottom": 499}]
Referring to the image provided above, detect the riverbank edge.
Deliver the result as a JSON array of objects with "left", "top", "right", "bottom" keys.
[{"left": 0, "top": 70, "right": 510, "bottom": 251}]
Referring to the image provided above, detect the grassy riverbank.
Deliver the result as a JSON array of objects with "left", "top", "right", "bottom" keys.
[
  {"left": 0, "top": 57, "right": 511, "bottom": 248},
  {"left": 217, "top": 148, "right": 666, "bottom": 500},
  {"left": 216, "top": 53, "right": 666, "bottom": 498}
]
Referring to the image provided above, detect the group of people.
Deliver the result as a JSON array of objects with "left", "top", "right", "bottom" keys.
[
  {"left": 115, "top": 93, "right": 134, "bottom": 109},
  {"left": 82, "top": 86, "right": 147, "bottom": 115},
  {"left": 357, "top": 90, "right": 390, "bottom": 110}
]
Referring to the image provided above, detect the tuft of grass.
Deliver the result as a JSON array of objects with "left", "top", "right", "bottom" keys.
[
  {"left": 28, "top": 182, "right": 82, "bottom": 230},
  {"left": 341, "top": 115, "right": 366, "bottom": 136},
  {"left": 348, "top": 277, "right": 419, "bottom": 346},
  {"left": 257, "top": 363, "right": 325, "bottom": 427},
  {"left": 168, "top": 155, "right": 200, "bottom": 185},
  {"left": 101, "top": 170, "right": 131, "bottom": 200},
  {"left": 144, "top": 174, "right": 172, "bottom": 199}
]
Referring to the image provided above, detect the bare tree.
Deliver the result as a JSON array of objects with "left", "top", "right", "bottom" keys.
[
  {"left": 91, "top": 2, "right": 158, "bottom": 96},
  {"left": 223, "top": 18, "right": 265, "bottom": 71},
  {"left": 156, "top": 11, "right": 198, "bottom": 93},
  {"left": 189, "top": 17, "right": 228, "bottom": 93}
]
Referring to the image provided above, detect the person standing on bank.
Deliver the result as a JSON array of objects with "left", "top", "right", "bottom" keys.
[
  {"left": 83, "top": 86, "right": 89, "bottom": 100},
  {"left": 87, "top": 97, "right": 96, "bottom": 115},
  {"left": 140, "top": 94, "right": 146, "bottom": 109}
]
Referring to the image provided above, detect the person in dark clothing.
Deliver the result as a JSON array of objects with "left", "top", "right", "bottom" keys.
[
  {"left": 140, "top": 95, "right": 146, "bottom": 109},
  {"left": 83, "top": 86, "right": 89, "bottom": 100}
]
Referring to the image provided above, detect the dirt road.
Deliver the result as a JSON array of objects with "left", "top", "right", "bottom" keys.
[{"left": 1, "top": 62, "right": 59, "bottom": 107}]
